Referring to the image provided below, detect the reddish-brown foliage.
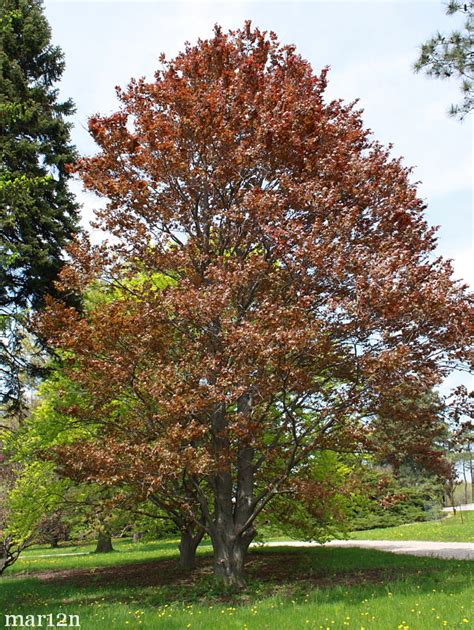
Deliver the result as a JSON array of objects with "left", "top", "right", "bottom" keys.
[{"left": 40, "top": 23, "right": 473, "bottom": 585}]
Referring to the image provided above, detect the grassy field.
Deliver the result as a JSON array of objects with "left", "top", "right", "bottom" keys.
[
  {"left": 6, "top": 538, "right": 189, "bottom": 576},
  {"left": 0, "top": 537, "right": 472, "bottom": 629},
  {"left": 350, "top": 511, "right": 474, "bottom": 543}
]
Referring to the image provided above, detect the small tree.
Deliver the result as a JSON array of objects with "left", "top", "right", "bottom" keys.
[
  {"left": 0, "top": 457, "right": 66, "bottom": 574},
  {"left": 41, "top": 24, "right": 473, "bottom": 587},
  {"left": 36, "top": 511, "right": 70, "bottom": 548},
  {"left": 0, "top": 463, "right": 31, "bottom": 574}
]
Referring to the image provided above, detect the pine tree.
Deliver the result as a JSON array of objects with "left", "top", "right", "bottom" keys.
[
  {"left": 414, "top": 1, "right": 473, "bottom": 118},
  {"left": 0, "top": 0, "right": 78, "bottom": 410}
]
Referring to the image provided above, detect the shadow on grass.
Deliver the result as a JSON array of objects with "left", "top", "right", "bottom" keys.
[
  {"left": 2, "top": 546, "right": 472, "bottom": 613},
  {"left": 23, "top": 537, "right": 183, "bottom": 556}
]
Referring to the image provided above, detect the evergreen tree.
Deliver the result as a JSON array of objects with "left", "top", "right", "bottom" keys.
[
  {"left": 0, "top": 0, "right": 78, "bottom": 410},
  {"left": 414, "top": 1, "right": 473, "bottom": 118}
]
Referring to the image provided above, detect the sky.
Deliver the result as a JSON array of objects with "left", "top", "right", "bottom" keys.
[{"left": 44, "top": 0, "right": 473, "bottom": 395}]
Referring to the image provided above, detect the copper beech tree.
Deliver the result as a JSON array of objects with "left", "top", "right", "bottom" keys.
[{"left": 39, "top": 24, "right": 472, "bottom": 587}]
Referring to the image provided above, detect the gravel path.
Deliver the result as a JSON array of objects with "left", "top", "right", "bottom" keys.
[{"left": 259, "top": 539, "right": 474, "bottom": 560}]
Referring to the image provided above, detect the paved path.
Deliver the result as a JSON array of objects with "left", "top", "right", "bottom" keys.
[
  {"left": 443, "top": 503, "right": 474, "bottom": 512},
  {"left": 259, "top": 540, "right": 474, "bottom": 560}
]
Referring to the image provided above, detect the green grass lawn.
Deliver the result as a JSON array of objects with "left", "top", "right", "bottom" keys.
[
  {"left": 0, "top": 537, "right": 472, "bottom": 629},
  {"left": 7, "top": 537, "right": 191, "bottom": 575},
  {"left": 350, "top": 511, "right": 474, "bottom": 543}
]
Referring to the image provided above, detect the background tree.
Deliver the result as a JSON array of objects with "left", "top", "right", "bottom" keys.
[
  {"left": 41, "top": 24, "right": 473, "bottom": 587},
  {"left": 347, "top": 461, "right": 446, "bottom": 531},
  {"left": 0, "top": 455, "right": 65, "bottom": 574},
  {"left": 261, "top": 450, "right": 356, "bottom": 542},
  {"left": 263, "top": 454, "right": 447, "bottom": 539},
  {"left": 444, "top": 386, "right": 474, "bottom": 505},
  {"left": 414, "top": 1, "right": 473, "bottom": 118},
  {"left": 0, "top": 0, "right": 78, "bottom": 412},
  {"left": 35, "top": 510, "right": 70, "bottom": 548},
  {"left": 0, "top": 458, "right": 31, "bottom": 574}
]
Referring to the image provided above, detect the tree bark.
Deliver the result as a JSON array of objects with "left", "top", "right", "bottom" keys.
[
  {"left": 95, "top": 529, "right": 114, "bottom": 553},
  {"left": 211, "top": 529, "right": 255, "bottom": 588},
  {"left": 207, "top": 395, "right": 257, "bottom": 587},
  {"left": 0, "top": 537, "right": 28, "bottom": 575},
  {"left": 469, "top": 445, "right": 474, "bottom": 504},
  {"left": 178, "top": 527, "right": 204, "bottom": 571},
  {"left": 462, "top": 458, "right": 468, "bottom": 504}
]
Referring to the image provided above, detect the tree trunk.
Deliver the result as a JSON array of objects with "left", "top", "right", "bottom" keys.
[
  {"left": 207, "top": 396, "right": 257, "bottom": 588},
  {"left": 178, "top": 527, "right": 204, "bottom": 571},
  {"left": 0, "top": 547, "right": 9, "bottom": 576},
  {"left": 462, "top": 459, "right": 468, "bottom": 504},
  {"left": 0, "top": 537, "right": 27, "bottom": 575},
  {"left": 469, "top": 447, "right": 473, "bottom": 504},
  {"left": 132, "top": 531, "right": 143, "bottom": 544},
  {"left": 211, "top": 530, "right": 255, "bottom": 588},
  {"left": 95, "top": 529, "right": 114, "bottom": 553}
]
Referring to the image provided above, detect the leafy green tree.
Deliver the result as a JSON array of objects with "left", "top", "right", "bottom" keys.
[
  {"left": 0, "top": 457, "right": 65, "bottom": 574},
  {"left": 0, "top": 0, "right": 79, "bottom": 411},
  {"left": 414, "top": 1, "right": 473, "bottom": 118},
  {"left": 260, "top": 451, "right": 356, "bottom": 542}
]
